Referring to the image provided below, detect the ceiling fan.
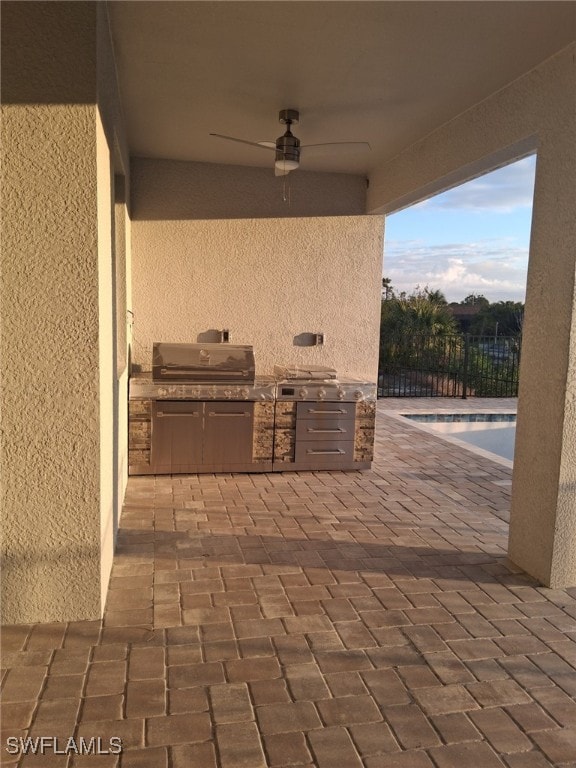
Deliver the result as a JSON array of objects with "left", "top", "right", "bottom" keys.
[{"left": 210, "top": 109, "right": 370, "bottom": 176}]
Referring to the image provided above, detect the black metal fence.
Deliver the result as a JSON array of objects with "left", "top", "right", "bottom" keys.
[{"left": 378, "top": 333, "right": 521, "bottom": 398}]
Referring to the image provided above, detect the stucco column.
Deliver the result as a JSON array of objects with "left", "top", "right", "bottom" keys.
[
  {"left": 367, "top": 44, "right": 576, "bottom": 588},
  {"left": 509, "top": 82, "right": 576, "bottom": 587},
  {"left": 1, "top": 3, "right": 103, "bottom": 622}
]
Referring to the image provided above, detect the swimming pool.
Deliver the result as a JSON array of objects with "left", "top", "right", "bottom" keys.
[{"left": 402, "top": 412, "right": 517, "bottom": 462}]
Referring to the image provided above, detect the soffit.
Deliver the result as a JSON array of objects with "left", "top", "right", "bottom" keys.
[{"left": 107, "top": 1, "right": 576, "bottom": 176}]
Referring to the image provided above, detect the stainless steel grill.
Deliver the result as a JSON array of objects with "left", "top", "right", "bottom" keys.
[
  {"left": 131, "top": 343, "right": 275, "bottom": 401},
  {"left": 271, "top": 365, "right": 376, "bottom": 471},
  {"left": 274, "top": 364, "right": 376, "bottom": 402},
  {"left": 128, "top": 348, "right": 376, "bottom": 474},
  {"left": 136, "top": 343, "right": 275, "bottom": 473},
  {"left": 153, "top": 342, "right": 255, "bottom": 382}
]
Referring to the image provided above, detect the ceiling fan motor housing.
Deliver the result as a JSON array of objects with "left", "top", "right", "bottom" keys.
[
  {"left": 276, "top": 109, "right": 300, "bottom": 164},
  {"left": 275, "top": 132, "right": 300, "bottom": 163}
]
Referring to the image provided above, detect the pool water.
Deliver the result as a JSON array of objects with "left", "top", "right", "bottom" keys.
[{"left": 402, "top": 413, "right": 517, "bottom": 462}]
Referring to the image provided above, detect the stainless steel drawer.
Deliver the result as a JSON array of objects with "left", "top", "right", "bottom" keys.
[
  {"left": 297, "top": 402, "right": 356, "bottom": 420},
  {"left": 296, "top": 417, "right": 355, "bottom": 441},
  {"left": 294, "top": 439, "right": 354, "bottom": 466}
]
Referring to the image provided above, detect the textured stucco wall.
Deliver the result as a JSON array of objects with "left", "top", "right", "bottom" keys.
[
  {"left": 530, "top": 115, "right": 576, "bottom": 588},
  {"left": 132, "top": 158, "right": 367, "bottom": 220},
  {"left": 1, "top": 2, "right": 131, "bottom": 623},
  {"left": 98, "top": 3, "right": 132, "bottom": 606},
  {"left": 132, "top": 214, "right": 384, "bottom": 381},
  {"left": 1, "top": 100, "right": 102, "bottom": 623},
  {"left": 368, "top": 44, "right": 576, "bottom": 587},
  {"left": 97, "top": 3, "right": 132, "bottom": 610},
  {"left": 97, "top": 110, "right": 116, "bottom": 613}
]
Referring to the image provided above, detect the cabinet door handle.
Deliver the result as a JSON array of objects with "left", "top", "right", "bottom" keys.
[
  {"left": 307, "top": 408, "right": 347, "bottom": 414},
  {"left": 306, "top": 448, "right": 345, "bottom": 455},
  {"left": 156, "top": 412, "right": 199, "bottom": 418},
  {"left": 307, "top": 427, "right": 346, "bottom": 434},
  {"left": 208, "top": 411, "right": 251, "bottom": 417}
]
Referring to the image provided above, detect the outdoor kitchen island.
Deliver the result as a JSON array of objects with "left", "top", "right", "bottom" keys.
[{"left": 128, "top": 343, "right": 376, "bottom": 475}]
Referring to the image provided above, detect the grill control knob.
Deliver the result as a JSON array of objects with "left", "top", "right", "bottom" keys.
[
  {"left": 299, "top": 387, "right": 309, "bottom": 399},
  {"left": 318, "top": 388, "right": 326, "bottom": 400},
  {"left": 224, "top": 389, "right": 232, "bottom": 399},
  {"left": 353, "top": 389, "right": 364, "bottom": 401},
  {"left": 240, "top": 387, "right": 249, "bottom": 398},
  {"left": 336, "top": 387, "right": 345, "bottom": 400}
]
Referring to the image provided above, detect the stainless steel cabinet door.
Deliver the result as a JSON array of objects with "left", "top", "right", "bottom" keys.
[
  {"left": 203, "top": 402, "right": 254, "bottom": 465},
  {"left": 151, "top": 401, "right": 203, "bottom": 472}
]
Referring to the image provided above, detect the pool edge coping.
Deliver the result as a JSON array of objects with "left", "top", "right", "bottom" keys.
[{"left": 381, "top": 408, "right": 515, "bottom": 471}]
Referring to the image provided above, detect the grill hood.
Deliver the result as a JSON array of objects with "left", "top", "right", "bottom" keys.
[{"left": 152, "top": 342, "right": 255, "bottom": 382}]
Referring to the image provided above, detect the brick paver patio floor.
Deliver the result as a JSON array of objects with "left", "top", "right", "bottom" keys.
[{"left": 2, "top": 398, "right": 576, "bottom": 767}]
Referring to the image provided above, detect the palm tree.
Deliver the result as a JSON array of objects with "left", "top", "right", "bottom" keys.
[
  {"left": 381, "top": 294, "right": 458, "bottom": 338},
  {"left": 424, "top": 287, "right": 448, "bottom": 305},
  {"left": 380, "top": 292, "right": 459, "bottom": 377},
  {"left": 381, "top": 276, "right": 394, "bottom": 300}
]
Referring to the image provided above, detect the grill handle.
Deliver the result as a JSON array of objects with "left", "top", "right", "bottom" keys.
[
  {"left": 208, "top": 411, "right": 251, "bottom": 417},
  {"left": 156, "top": 411, "right": 199, "bottom": 418},
  {"left": 306, "top": 448, "right": 346, "bottom": 455}
]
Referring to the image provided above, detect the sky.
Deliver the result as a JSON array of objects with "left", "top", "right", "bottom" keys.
[{"left": 383, "top": 154, "right": 537, "bottom": 304}]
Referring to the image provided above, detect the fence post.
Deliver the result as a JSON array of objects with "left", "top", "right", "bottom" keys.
[{"left": 461, "top": 333, "right": 470, "bottom": 399}]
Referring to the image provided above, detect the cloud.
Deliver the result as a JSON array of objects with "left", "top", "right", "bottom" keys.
[
  {"left": 382, "top": 157, "right": 535, "bottom": 302},
  {"left": 414, "top": 155, "right": 536, "bottom": 213},
  {"left": 383, "top": 238, "right": 528, "bottom": 302}
]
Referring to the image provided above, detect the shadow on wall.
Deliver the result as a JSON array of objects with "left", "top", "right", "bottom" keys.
[
  {"left": 293, "top": 333, "right": 323, "bottom": 347},
  {"left": 197, "top": 329, "right": 226, "bottom": 343},
  {"left": 130, "top": 158, "right": 367, "bottom": 221}
]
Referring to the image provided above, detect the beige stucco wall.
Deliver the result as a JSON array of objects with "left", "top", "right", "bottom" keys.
[
  {"left": 132, "top": 158, "right": 367, "bottom": 221},
  {"left": 368, "top": 44, "right": 576, "bottom": 587},
  {"left": 1, "top": 2, "right": 131, "bottom": 623},
  {"left": 1, "top": 98, "right": 102, "bottom": 623},
  {"left": 132, "top": 213, "right": 384, "bottom": 381},
  {"left": 97, "top": 3, "right": 132, "bottom": 611},
  {"left": 97, "top": 110, "right": 116, "bottom": 612}
]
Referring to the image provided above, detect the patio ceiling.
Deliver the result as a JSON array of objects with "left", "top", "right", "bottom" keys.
[{"left": 107, "top": 1, "right": 576, "bottom": 176}]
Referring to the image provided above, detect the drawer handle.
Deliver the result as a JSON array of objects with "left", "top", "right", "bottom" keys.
[
  {"left": 156, "top": 412, "right": 199, "bottom": 418},
  {"left": 307, "top": 408, "right": 347, "bottom": 414},
  {"left": 307, "top": 427, "right": 346, "bottom": 434},
  {"left": 208, "top": 411, "right": 251, "bottom": 417},
  {"left": 306, "top": 448, "right": 346, "bottom": 455}
]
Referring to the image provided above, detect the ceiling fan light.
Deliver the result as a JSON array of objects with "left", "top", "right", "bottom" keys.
[{"left": 275, "top": 158, "right": 299, "bottom": 172}]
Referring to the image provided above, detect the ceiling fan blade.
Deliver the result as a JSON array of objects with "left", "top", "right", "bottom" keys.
[
  {"left": 209, "top": 133, "right": 276, "bottom": 152},
  {"left": 301, "top": 141, "right": 371, "bottom": 150}
]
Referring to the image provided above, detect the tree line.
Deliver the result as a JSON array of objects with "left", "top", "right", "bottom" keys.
[
  {"left": 379, "top": 280, "right": 523, "bottom": 396},
  {"left": 381, "top": 279, "right": 524, "bottom": 338}
]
